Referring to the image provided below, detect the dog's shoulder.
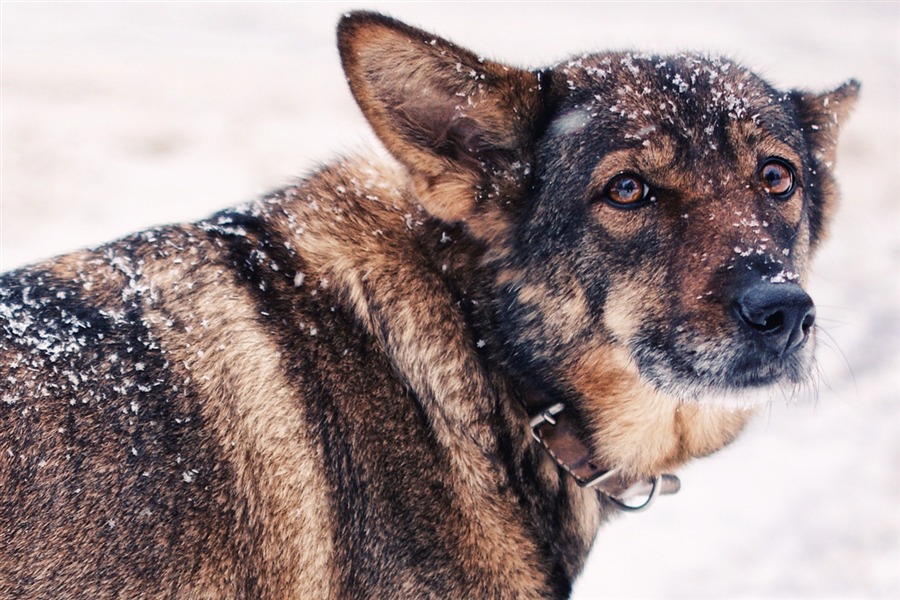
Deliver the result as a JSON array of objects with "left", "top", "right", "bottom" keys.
[{"left": 0, "top": 155, "right": 454, "bottom": 597}]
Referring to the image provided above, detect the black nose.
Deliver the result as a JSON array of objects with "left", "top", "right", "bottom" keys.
[{"left": 734, "top": 283, "right": 816, "bottom": 355}]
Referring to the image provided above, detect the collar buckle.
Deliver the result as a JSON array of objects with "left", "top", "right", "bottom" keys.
[
  {"left": 527, "top": 401, "right": 680, "bottom": 512},
  {"left": 528, "top": 402, "right": 566, "bottom": 441}
]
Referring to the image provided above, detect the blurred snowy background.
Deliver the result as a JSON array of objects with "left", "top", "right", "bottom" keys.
[{"left": 2, "top": 3, "right": 897, "bottom": 598}]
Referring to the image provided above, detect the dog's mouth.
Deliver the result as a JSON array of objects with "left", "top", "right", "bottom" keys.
[
  {"left": 634, "top": 339, "right": 815, "bottom": 402},
  {"left": 629, "top": 317, "right": 816, "bottom": 402}
]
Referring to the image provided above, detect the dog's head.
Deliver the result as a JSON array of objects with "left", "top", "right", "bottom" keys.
[{"left": 338, "top": 13, "right": 857, "bottom": 469}]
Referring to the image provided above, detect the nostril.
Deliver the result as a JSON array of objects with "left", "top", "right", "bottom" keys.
[
  {"left": 800, "top": 309, "right": 816, "bottom": 339},
  {"left": 736, "top": 304, "right": 784, "bottom": 334},
  {"left": 758, "top": 310, "right": 784, "bottom": 333}
]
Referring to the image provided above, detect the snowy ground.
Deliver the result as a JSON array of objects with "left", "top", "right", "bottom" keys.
[{"left": 2, "top": 3, "right": 897, "bottom": 598}]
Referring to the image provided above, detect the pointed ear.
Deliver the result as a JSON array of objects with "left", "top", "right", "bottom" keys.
[
  {"left": 792, "top": 79, "right": 860, "bottom": 165},
  {"left": 790, "top": 80, "right": 859, "bottom": 248},
  {"left": 338, "top": 12, "right": 546, "bottom": 227}
]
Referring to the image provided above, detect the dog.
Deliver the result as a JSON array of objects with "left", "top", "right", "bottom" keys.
[{"left": 0, "top": 11, "right": 857, "bottom": 599}]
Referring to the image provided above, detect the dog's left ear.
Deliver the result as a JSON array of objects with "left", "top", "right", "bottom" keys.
[
  {"left": 790, "top": 79, "right": 859, "bottom": 246},
  {"left": 791, "top": 79, "right": 860, "bottom": 164},
  {"left": 338, "top": 12, "right": 547, "bottom": 230}
]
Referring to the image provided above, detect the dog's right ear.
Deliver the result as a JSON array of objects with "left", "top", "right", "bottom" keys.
[
  {"left": 790, "top": 79, "right": 860, "bottom": 248},
  {"left": 338, "top": 12, "right": 548, "bottom": 229}
]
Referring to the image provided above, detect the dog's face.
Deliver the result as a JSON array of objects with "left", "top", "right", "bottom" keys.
[
  {"left": 339, "top": 15, "right": 857, "bottom": 424},
  {"left": 511, "top": 54, "right": 858, "bottom": 401}
]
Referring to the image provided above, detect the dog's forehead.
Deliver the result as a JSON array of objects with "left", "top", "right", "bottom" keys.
[{"left": 549, "top": 52, "right": 797, "bottom": 148}]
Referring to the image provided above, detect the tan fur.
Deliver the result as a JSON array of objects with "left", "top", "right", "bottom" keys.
[
  {"left": 566, "top": 345, "right": 752, "bottom": 477},
  {"left": 138, "top": 235, "right": 337, "bottom": 598}
]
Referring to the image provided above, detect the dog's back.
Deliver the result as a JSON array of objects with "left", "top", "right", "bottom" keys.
[
  {"left": 1, "top": 158, "right": 586, "bottom": 598},
  {"left": 0, "top": 215, "right": 341, "bottom": 596}
]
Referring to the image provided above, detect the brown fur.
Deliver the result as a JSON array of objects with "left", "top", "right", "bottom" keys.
[{"left": 0, "top": 12, "right": 856, "bottom": 599}]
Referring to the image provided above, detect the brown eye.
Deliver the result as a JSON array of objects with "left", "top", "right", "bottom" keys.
[
  {"left": 758, "top": 158, "right": 796, "bottom": 199},
  {"left": 603, "top": 173, "right": 650, "bottom": 207}
]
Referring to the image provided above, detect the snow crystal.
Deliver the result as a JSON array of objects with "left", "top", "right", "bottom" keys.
[
  {"left": 767, "top": 270, "right": 799, "bottom": 284},
  {"left": 620, "top": 55, "right": 641, "bottom": 77}
]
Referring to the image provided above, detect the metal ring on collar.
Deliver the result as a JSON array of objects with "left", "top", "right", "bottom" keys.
[{"left": 605, "top": 476, "right": 661, "bottom": 513}]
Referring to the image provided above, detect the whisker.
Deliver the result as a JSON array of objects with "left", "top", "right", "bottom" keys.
[
  {"left": 812, "top": 316, "right": 851, "bottom": 327},
  {"left": 815, "top": 326, "right": 859, "bottom": 402},
  {"left": 812, "top": 304, "right": 860, "bottom": 313},
  {"left": 805, "top": 360, "right": 822, "bottom": 410}
]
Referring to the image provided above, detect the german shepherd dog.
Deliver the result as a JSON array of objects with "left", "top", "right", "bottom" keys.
[{"left": 0, "top": 12, "right": 857, "bottom": 599}]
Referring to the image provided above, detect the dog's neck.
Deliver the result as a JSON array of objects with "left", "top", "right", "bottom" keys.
[{"left": 413, "top": 217, "right": 679, "bottom": 508}]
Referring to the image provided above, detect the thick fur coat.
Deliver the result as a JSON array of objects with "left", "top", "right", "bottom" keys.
[{"left": 0, "top": 12, "right": 856, "bottom": 599}]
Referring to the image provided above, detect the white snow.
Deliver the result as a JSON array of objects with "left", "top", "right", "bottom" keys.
[{"left": 1, "top": 3, "right": 896, "bottom": 598}]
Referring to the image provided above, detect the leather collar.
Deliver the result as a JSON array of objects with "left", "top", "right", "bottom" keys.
[{"left": 521, "top": 391, "right": 680, "bottom": 512}]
